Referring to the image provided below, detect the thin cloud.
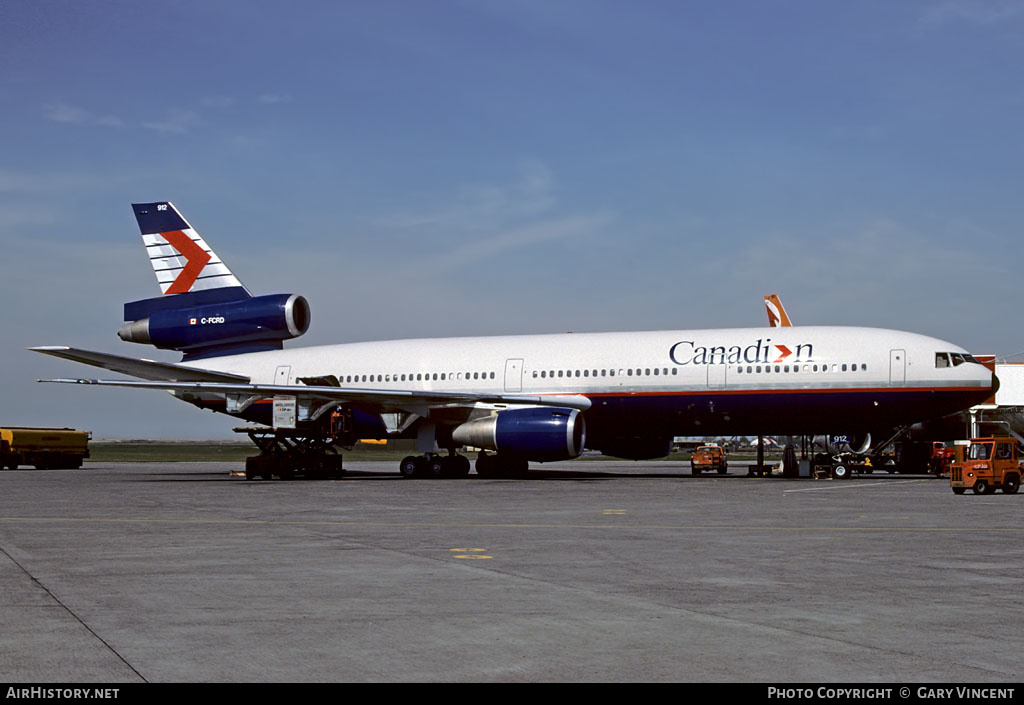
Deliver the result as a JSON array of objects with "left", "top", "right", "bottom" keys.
[
  {"left": 43, "top": 102, "right": 124, "bottom": 128},
  {"left": 257, "top": 93, "right": 289, "bottom": 104},
  {"left": 920, "top": 1, "right": 1024, "bottom": 26},
  {"left": 141, "top": 109, "right": 201, "bottom": 134}
]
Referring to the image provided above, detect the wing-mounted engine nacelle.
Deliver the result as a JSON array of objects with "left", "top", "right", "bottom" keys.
[
  {"left": 118, "top": 293, "right": 310, "bottom": 356},
  {"left": 820, "top": 433, "right": 872, "bottom": 455},
  {"left": 451, "top": 407, "right": 585, "bottom": 462}
]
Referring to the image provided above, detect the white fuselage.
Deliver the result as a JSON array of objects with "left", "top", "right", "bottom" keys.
[{"left": 182, "top": 325, "right": 994, "bottom": 442}]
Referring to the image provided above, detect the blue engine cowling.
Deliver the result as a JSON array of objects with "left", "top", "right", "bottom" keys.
[
  {"left": 118, "top": 292, "right": 310, "bottom": 359},
  {"left": 451, "top": 407, "right": 586, "bottom": 462}
]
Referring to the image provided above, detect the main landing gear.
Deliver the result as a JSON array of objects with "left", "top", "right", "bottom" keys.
[
  {"left": 240, "top": 426, "right": 346, "bottom": 480},
  {"left": 397, "top": 451, "right": 530, "bottom": 479},
  {"left": 399, "top": 453, "right": 471, "bottom": 479}
]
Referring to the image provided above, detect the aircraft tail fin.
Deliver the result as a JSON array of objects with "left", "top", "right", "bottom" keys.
[
  {"left": 765, "top": 294, "right": 793, "bottom": 327},
  {"left": 131, "top": 202, "right": 249, "bottom": 297}
]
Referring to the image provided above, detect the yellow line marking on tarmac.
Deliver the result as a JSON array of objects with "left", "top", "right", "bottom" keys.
[
  {"left": 783, "top": 480, "right": 931, "bottom": 493},
  {"left": 603, "top": 509, "right": 627, "bottom": 515},
  {"left": 0, "top": 516, "right": 1019, "bottom": 532}
]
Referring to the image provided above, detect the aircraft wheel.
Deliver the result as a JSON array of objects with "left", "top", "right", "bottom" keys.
[
  {"left": 453, "top": 455, "right": 471, "bottom": 478},
  {"left": 475, "top": 453, "right": 495, "bottom": 477},
  {"left": 972, "top": 479, "right": 990, "bottom": 495},
  {"left": 399, "top": 456, "right": 422, "bottom": 479},
  {"left": 427, "top": 456, "right": 447, "bottom": 479}
]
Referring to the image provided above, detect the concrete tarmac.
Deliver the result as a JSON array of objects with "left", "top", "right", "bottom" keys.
[{"left": 0, "top": 460, "right": 1021, "bottom": 683}]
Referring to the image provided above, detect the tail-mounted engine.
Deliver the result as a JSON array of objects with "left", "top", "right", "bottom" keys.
[{"left": 118, "top": 288, "right": 310, "bottom": 360}]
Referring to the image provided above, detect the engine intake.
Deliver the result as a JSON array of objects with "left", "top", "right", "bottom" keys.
[
  {"left": 118, "top": 293, "right": 310, "bottom": 357},
  {"left": 822, "top": 433, "right": 872, "bottom": 455},
  {"left": 452, "top": 407, "right": 585, "bottom": 462}
]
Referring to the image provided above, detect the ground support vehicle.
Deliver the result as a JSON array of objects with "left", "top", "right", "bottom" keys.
[
  {"left": 929, "top": 441, "right": 957, "bottom": 477},
  {"left": 811, "top": 452, "right": 861, "bottom": 480},
  {"left": 0, "top": 427, "right": 91, "bottom": 469},
  {"left": 691, "top": 445, "right": 728, "bottom": 475},
  {"left": 950, "top": 437, "right": 1022, "bottom": 495}
]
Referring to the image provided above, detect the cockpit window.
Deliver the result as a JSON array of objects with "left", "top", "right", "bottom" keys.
[{"left": 937, "top": 351, "right": 979, "bottom": 367}]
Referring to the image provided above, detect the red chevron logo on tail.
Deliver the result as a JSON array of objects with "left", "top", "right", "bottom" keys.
[{"left": 160, "top": 230, "right": 211, "bottom": 295}]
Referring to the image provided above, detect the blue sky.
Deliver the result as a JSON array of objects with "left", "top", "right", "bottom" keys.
[{"left": 1, "top": 1, "right": 1022, "bottom": 438}]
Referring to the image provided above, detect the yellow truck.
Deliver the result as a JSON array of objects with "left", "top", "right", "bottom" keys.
[{"left": 0, "top": 427, "right": 91, "bottom": 470}]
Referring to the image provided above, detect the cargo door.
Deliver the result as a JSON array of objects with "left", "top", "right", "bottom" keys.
[
  {"left": 889, "top": 350, "right": 905, "bottom": 385},
  {"left": 504, "top": 358, "right": 524, "bottom": 392}
]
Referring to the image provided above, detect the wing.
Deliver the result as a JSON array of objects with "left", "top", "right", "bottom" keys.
[
  {"left": 36, "top": 377, "right": 592, "bottom": 414},
  {"left": 29, "top": 346, "right": 250, "bottom": 382}
]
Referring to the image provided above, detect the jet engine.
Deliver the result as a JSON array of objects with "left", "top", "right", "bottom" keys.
[
  {"left": 821, "top": 433, "right": 872, "bottom": 455},
  {"left": 452, "top": 407, "right": 585, "bottom": 462},
  {"left": 118, "top": 293, "right": 310, "bottom": 357}
]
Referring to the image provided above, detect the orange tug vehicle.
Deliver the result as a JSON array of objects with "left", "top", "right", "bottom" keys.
[
  {"left": 950, "top": 437, "right": 1022, "bottom": 495},
  {"left": 690, "top": 444, "right": 728, "bottom": 475}
]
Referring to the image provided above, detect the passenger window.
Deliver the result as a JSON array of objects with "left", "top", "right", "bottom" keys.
[
  {"left": 627, "top": 369, "right": 633, "bottom": 376},
  {"left": 671, "top": 368, "right": 677, "bottom": 375}
]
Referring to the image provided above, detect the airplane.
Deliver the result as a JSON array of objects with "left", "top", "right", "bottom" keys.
[
  {"left": 765, "top": 294, "right": 792, "bottom": 327},
  {"left": 32, "top": 202, "right": 998, "bottom": 479}
]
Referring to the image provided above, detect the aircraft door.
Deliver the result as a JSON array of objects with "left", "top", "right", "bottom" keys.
[
  {"left": 275, "top": 365, "right": 292, "bottom": 386},
  {"left": 504, "top": 358, "right": 524, "bottom": 392},
  {"left": 707, "top": 364, "right": 726, "bottom": 388},
  {"left": 889, "top": 350, "right": 905, "bottom": 385}
]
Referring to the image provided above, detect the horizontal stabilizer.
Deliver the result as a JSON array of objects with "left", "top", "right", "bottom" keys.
[{"left": 29, "top": 346, "right": 250, "bottom": 383}]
